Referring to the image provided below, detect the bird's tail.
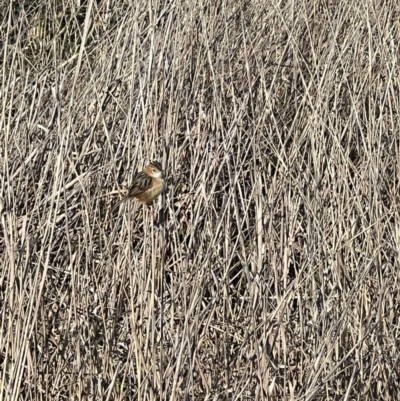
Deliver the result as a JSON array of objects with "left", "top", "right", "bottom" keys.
[{"left": 112, "top": 196, "right": 127, "bottom": 212}]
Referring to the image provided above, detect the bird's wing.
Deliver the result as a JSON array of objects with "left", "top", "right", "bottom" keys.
[
  {"left": 127, "top": 171, "right": 153, "bottom": 196},
  {"left": 112, "top": 172, "right": 153, "bottom": 212}
]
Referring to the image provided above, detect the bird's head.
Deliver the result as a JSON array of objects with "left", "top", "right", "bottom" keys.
[{"left": 145, "top": 161, "right": 165, "bottom": 178}]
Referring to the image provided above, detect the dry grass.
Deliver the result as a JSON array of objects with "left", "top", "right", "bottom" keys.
[{"left": 1, "top": 0, "right": 400, "bottom": 399}]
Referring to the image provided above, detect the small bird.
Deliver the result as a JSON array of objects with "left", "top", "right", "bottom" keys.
[{"left": 112, "top": 161, "right": 165, "bottom": 212}]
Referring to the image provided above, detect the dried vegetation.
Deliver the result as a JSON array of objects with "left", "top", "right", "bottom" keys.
[{"left": 1, "top": 0, "right": 400, "bottom": 399}]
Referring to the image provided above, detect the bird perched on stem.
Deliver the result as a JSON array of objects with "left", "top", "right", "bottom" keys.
[{"left": 112, "top": 161, "right": 165, "bottom": 212}]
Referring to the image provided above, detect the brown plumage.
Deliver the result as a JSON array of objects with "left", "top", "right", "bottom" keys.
[{"left": 112, "top": 161, "right": 165, "bottom": 211}]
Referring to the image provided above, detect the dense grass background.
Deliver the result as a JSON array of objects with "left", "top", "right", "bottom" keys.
[{"left": 1, "top": 0, "right": 400, "bottom": 399}]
